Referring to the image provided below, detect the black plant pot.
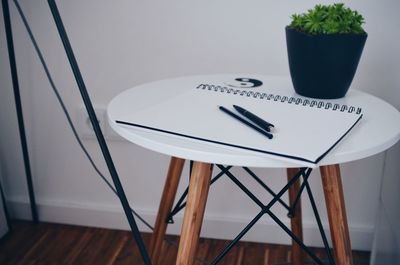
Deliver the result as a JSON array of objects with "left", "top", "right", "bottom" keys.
[{"left": 286, "top": 26, "right": 367, "bottom": 99}]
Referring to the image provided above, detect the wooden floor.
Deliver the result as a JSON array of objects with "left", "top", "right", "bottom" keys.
[{"left": 0, "top": 221, "right": 370, "bottom": 265}]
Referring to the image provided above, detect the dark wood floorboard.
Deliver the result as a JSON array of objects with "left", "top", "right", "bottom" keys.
[{"left": 0, "top": 220, "right": 370, "bottom": 265}]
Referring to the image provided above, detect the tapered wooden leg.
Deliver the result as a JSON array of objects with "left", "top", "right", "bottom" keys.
[
  {"left": 175, "top": 162, "right": 213, "bottom": 265},
  {"left": 150, "top": 157, "right": 185, "bottom": 265},
  {"left": 320, "top": 164, "right": 353, "bottom": 265},
  {"left": 287, "top": 168, "right": 304, "bottom": 265}
]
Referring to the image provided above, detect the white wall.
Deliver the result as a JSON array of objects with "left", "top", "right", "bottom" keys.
[{"left": 1, "top": 0, "right": 399, "bottom": 251}]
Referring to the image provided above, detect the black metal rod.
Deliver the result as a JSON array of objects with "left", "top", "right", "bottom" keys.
[
  {"left": 2, "top": 0, "right": 38, "bottom": 223},
  {"left": 0, "top": 180, "right": 11, "bottom": 231},
  {"left": 167, "top": 187, "right": 188, "bottom": 223},
  {"left": 210, "top": 166, "right": 232, "bottom": 185},
  {"left": 288, "top": 173, "right": 308, "bottom": 216},
  {"left": 168, "top": 160, "right": 195, "bottom": 220},
  {"left": 217, "top": 165, "right": 265, "bottom": 208},
  {"left": 211, "top": 210, "right": 265, "bottom": 265},
  {"left": 189, "top": 160, "right": 193, "bottom": 179},
  {"left": 266, "top": 209, "right": 325, "bottom": 265},
  {"left": 263, "top": 167, "right": 308, "bottom": 212},
  {"left": 46, "top": 1, "right": 151, "bottom": 264},
  {"left": 304, "top": 176, "right": 335, "bottom": 265},
  {"left": 168, "top": 165, "right": 232, "bottom": 223},
  {"left": 242, "top": 167, "right": 291, "bottom": 211}
]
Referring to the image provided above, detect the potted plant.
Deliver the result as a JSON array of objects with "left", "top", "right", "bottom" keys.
[{"left": 286, "top": 3, "right": 367, "bottom": 99}]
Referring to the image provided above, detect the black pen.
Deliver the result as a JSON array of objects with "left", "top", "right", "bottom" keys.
[
  {"left": 233, "top": 105, "right": 274, "bottom": 132},
  {"left": 219, "top": 106, "right": 273, "bottom": 139}
]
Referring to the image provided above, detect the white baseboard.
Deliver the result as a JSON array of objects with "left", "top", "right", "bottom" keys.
[{"left": 7, "top": 198, "right": 373, "bottom": 251}]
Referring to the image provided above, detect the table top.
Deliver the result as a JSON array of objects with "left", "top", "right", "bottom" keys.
[{"left": 107, "top": 74, "right": 400, "bottom": 168}]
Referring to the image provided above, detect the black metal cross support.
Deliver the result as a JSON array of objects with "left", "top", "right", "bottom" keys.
[
  {"left": 165, "top": 161, "right": 335, "bottom": 264},
  {"left": 46, "top": 1, "right": 151, "bottom": 264},
  {"left": 210, "top": 166, "right": 312, "bottom": 265},
  {"left": 210, "top": 165, "right": 337, "bottom": 265},
  {"left": 167, "top": 165, "right": 232, "bottom": 223},
  {"left": 242, "top": 167, "right": 291, "bottom": 212},
  {"left": 168, "top": 165, "right": 298, "bottom": 225},
  {"left": 2, "top": 0, "right": 38, "bottom": 223},
  {"left": 287, "top": 173, "right": 309, "bottom": 218}
]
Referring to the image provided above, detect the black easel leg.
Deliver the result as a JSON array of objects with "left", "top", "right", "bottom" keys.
[
  {"left": 0, "top": 180, "right": 12, "bottom": 232},
  {"left": 46, "top": 1, "right": 151, "bottom": 264},
  {"left": 2, "top": 0, "right": 38, "bottom": 223}
]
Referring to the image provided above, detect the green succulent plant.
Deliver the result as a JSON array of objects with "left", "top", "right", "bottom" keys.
[{"left": 289, "top": 3, "right": 365, "bottom": 35}]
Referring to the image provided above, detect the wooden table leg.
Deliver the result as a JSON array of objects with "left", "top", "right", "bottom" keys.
[
  {"left": 287, "top": 168, "right": 304, "bottom": 265},
  {"left": 150, "top": 157, "right": 185, "bottom": 265},
  {"left": 175, "top": 162, "right": 213, "bottom": 265},
  {"left": 320, "top": 164, "right": 353, "bottom": 265}
]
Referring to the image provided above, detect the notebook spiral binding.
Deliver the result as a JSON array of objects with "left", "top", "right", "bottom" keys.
[{"left": 196, "top": 84, "right": 362, "bottom": 114}]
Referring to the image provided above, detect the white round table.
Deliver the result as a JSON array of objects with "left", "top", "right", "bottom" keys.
[
  {"left": 107, "top": 74, "right": 400, "bottom": 265},
  {"left": 108, "top": 74, "right": 400, "bottom": 168}
]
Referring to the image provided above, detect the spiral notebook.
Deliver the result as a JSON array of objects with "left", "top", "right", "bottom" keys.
[{"left": 115, "top": 76, "right": 363, "bottom": 166}]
